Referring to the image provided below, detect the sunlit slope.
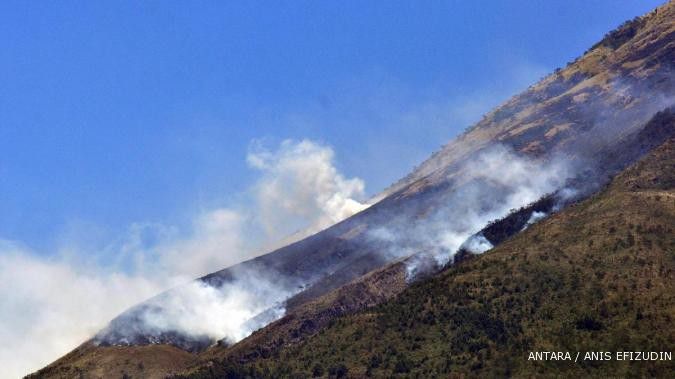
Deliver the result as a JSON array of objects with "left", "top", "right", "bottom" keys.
[{"left": 385, "top": 0, "right": 674, "bottom": 198}]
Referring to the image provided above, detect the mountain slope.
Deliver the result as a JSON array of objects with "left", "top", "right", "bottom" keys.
[
  {"left": 95, "top": 0, "right": 673, "bottom": 352},
  {"left": 385, "top": 0, "right": 675, "bottom": 197},
  {"left": 31, "top": 1, "right": 675, "bottom": 378},
  {"left": 182, "top": 133, "right": 675, "bottom": 379},
  {"left": 32, "top": 109, "right": 675, "bottom": 379}
]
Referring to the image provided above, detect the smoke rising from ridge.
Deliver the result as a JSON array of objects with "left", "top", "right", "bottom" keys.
[
  {"left": 0, "top": 139, "right": 367, "bottom": 378},
  {"left": 368, "top": 144, "right": 577, "bottom": 273},
  {"left": 97, "top": 264, "right": 304, "bottom": 348},
  {"left": 91, "top": 142, "right": 579, "bottom": 351},
  {"left": 247, "top": 139, "right": 369, "bottom": 241},
  {"left": 460, "top": 234, "right": 493, "bottom": 254}
]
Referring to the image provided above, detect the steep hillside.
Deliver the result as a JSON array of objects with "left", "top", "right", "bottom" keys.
[
  {"left": 31, "top": 2, "right": 675, "bottom": 378},
  {"left": 213, "top": 107, "right": 674, "bottom": 369},
  {"left": 386, "top": 0, "right": 675, "bottom": 198},
  {"left": 96, "top": 0, "right": 673, "bottom": 352},
  {"left": 182, "top": 134, "right": 675, "bottom": 379}
]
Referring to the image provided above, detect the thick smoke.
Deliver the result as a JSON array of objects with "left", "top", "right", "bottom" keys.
[
  {"left": 99, "top": 139, "right": 373, "bottom": 348},
  {"left": 247, "top": 139, "right": 369, "bottom": 241},
  {"left": 460, "top": 234, "right": 494, "bottom": 254},
  {"left": 0, "top": 139, "right": 367, "bottom": 378},
  {"left": 94, "top": 140, "right": 371, "bottom": 347},
  {"left": 0, "top": 242, "right": 162, "bottom": 379},
  {"left": 98, "top": 265, "right": 304, "bottom": 347},
  {"left": 368, "top": 144, "right": 576, "bottom": 274}
]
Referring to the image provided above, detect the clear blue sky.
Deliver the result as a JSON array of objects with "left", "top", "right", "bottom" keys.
[{"left": 0, "top": 1, "right": 663, "bottom": 252}]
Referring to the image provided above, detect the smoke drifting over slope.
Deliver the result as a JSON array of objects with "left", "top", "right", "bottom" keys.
[
  {"left": 0, "top": 139, "right": 368, "bottom": 378},
  {"left": 0, "top": 242, "right": 163, "bottom": 379},
  {"left": 95, "top": 264, "right": 305, "bottom": 350},
  {"left": 369, "top": 144, "right": 576, "bottom": 273},
  {"left": 460, "top": 234, "right": 493, "bottom": 254},
  {"left": 97, "top": 143, "right": 579, "bottom": 352}
]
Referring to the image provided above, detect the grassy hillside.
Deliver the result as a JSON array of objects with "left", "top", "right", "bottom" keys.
[
  {"left": 184, "top": 136, "right": 675, "bottom": 378},
  {"left": 29, "top": 344, "right": 197, "bottom": 379}
]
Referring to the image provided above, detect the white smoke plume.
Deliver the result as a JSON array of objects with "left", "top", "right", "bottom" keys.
[
  {"left": 0, "top": 242, "right": 163, "bottom": 379},
  {"left": 369, "top": 144, "right": 575, "bottom": 272},
  {"left": 0, "top": 139, "right": 367, "bottom": 378},
  {"left": 522, "top": 211, "right": 547, "bottom": 231},
  {"left": 247, "top": 139, "right": 369, "bottom": 241},
  {"left": 460, "top": 234, "right": 494, "bottom": 254},
  {"left": 131, "top": 265, "right": 301, "bottom": 345}
]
